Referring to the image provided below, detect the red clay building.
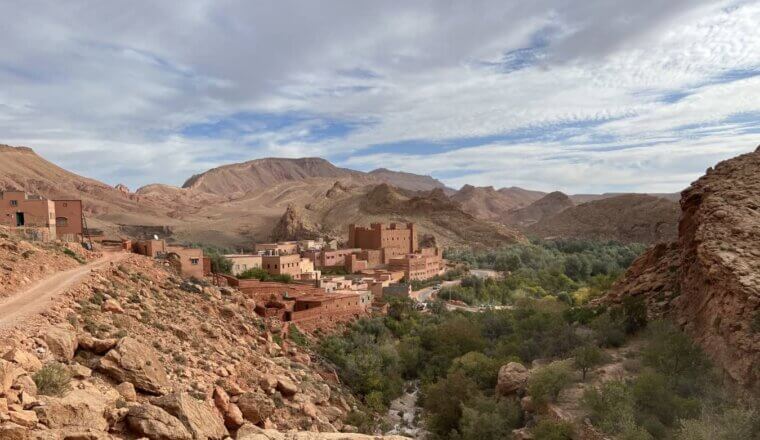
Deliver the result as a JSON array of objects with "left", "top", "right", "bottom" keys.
[
  {"left": 52, "top": 200, "right": 83, "bottom": 240},
  {"left": 0, "top": 191, "right": 57, "bottom": 239},
  {"left": 349, "top": 223, "right": 418, "bottom": 263},
  {"left": 388, "top": 247, "right": 445, "bottom": 281}
]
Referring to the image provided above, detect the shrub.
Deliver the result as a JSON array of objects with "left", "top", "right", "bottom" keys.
[
  {"left": 590, "top": 311, "right": 626, "bottom": 347},
  {"left": 288, "top": 325, "right": 308, "bottom": 347},
  {"left": 458, "top": 396, "right": 522, "bottom": 440},
  {"left": 528, "top": 361, "right": 573, "bottom": 406},
  {"left": 641, "top": 321, "right": 712, "bottom": 395},
  {"left": 33, "top": 362, "right": 72, "bottom": 396},
  {"left": 532, "top": 419, "right": 575, "bottom": 439},
  {"left": 62, "top": 247, "right": 86, "bottom": 264},
  {"left": 583, "top": 380, "right": 636, "bottom": 434},
  {"left": 621, "top": 296, "right": 648, "bottom": 334},
  {"left": 422, "top": 371, "right": 478, "bottom": 437}
]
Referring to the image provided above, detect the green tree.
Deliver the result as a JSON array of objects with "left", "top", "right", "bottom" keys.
[
  {"left": 573, "top": 344, "right": 606, "bottom": 381},
  {"left": 458, "top": 396, "right": 522, "bottom": 440},
  {"left": 448, "top": 351, "right": 501, "bottom": 390},
  {"left": 642, "top": 321, "right": 712, "bottom": 395},
  {"left": 528, "top": 361, "right": 573, "bottom": 406},
  {"left": 423, "top": 371, "right": 479, "bottom": 438}
]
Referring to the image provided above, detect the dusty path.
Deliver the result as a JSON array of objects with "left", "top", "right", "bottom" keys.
[{"left": 0, "top": 252, "right": 127, "bottom": 329}]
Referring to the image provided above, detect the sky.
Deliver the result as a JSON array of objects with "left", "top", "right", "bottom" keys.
[{"left": 1, "top": 1, "right": 759, "bottom": 194}]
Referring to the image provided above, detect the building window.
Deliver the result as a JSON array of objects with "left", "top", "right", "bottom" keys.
[
  {"left": 190, "top": 258, "right": 200, "bottom": 265},
  {"left": 56, "top": 217, "right": 68, "bottom": 227},
  {"left": 10, "top": 200, "right": 18, "bottom": 207}
]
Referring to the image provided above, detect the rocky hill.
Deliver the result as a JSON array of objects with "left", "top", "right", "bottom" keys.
[
  {"left": 0, "top": 233, "right": 406, "bottom": 438},
  {"left": 182, "top": 158, "right": 368, "bottom": 197},
  {"left": 449, "top": 185, "right": 545, "bottom": 222},
  {"left": 0, "top": 145, "right": 177, "bottom": 231},
  {"left": 505, "top": 191, "right": 574, "bottom": 228},
  {"left": 295, "top": 184, "right": 526, "bottom": 248},
  {"left": 526, "top": 194, "right": 679, "bottom": 244},
  {"left": 604, "top": 146, "right": 760, "bottom": 390},
  {"left": 368, "top": 168, "right": 452, "bottom": 193}
]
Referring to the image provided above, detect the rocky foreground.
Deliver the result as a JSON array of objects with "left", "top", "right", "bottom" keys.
[
  {"left": 605, "top": 145, "right": 760, "bottom": 390},
  {"left": 0, "top": 232, "right": 407, "bottom": 439}
]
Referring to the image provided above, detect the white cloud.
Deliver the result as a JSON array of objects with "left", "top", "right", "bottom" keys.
[{"left": 0, "top": 0, "right": 758, "bottom": 192}]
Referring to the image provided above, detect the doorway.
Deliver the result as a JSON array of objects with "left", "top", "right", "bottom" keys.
[{"left": 15, "top": 212, "right": 24, "bottom": 226}]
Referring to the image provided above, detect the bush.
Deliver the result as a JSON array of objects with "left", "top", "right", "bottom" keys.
[
  {"left": 583, "top": 380, "right": 637, "bottom": 434},
  {"left": 590, "top": 311, "right": 626, "bottom": 347},
  {"left": 676, "top": 408, "right": 759, "bottom": 440},
  {"left": 62, "top": 247, "right": 86, "bottom": 264},
  {"left": 422, "top": 371, "right": 478, "bottom": 437},
  {"left": 458, "top": 396, "right": 522, "bottom": 440},
  {"left": 531, "top": 419, "right": 575, "bottom": 440},
  {"left": 528, "top": 361, "right": 573, "bottom": 406},
  {"left": 621, "top": 296, "right": 648, "bottom": 334},
  {"left": 33, "top": 362, "right": 72, "bottom": 396},
  {"left": 641, "top": 321, "right": 712, "bottom": 395}
]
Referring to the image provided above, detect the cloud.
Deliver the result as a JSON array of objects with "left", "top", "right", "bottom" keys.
[{"left": 0, "top": 0, "right": 758, "bottom": 192}]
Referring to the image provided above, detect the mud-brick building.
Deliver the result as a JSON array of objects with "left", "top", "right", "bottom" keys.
[
  {"left": 133, "top": 239, "right": 204, "bottom": 279},
  {"left": 388, "top": 247, "right": 445, "bottom": 281},
  {"left": 225, "top": 254, "right": 263, "bottom": 276},
  {"left": 0, "top": 191, "right": 84, "bottom": 241},
  {"left": 52, "top": 200, "right": 83, "bottom": 240},
  {"left": 348, "top": 222, "right": 418, "bottom": 263}
]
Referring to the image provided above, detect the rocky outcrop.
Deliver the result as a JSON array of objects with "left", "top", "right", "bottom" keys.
[
  {"left": 97, "top": 337, "right": 170, "bottom": 395},
  {"left": 270, "top": 205, "right": 319, "bottom": 242},
  {"left": 606, "top": 146, "right": 760, "bottom": 389}
]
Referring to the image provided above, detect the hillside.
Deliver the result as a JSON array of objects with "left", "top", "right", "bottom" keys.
[
  {"left": 526, "top": 193, "right": 679, "bottom": 244},
  {"left": 274, "top": 183, "right": 526, "bottom": 248},
  {"left": 0, "top": 145, "right": 180, "bottom": 232},
  {"left": 182, "top": 157, "right": 367, "bottom": 196},
  {"left": 604, "top": 146, "right": 760, "bottom": 390},
  {"left": 449, "top": 185, "right": 545, "bottom": 222},
  {"left": 368, "top": 168, "right": 452, "bottom": 193},
  {"left": 505, "top": 191, "right": 574, "bottom": 227},
  {"left": 0, "top": 232, "right": 405, "bottom": 438}
]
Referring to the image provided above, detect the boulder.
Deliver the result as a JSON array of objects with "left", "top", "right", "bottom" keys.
[
  {"left": 275, "top": 377, "right": 298, "bottom": 397},
  {"left": 126, "top": 404, "right": 192, "bottom": 440},
  {"left": 152, "top": 392, "right": 228, "bottom": 440},
  {"left": 43, "top": 326, "right": 78, "bottom": 361},
  {"left": 2, "top": 349, "right": 42, "bottom": 372},
  {"left": 115, "top": 382, "right": 137, "bottom": 402},
  {"left": 97, "top": 337, "right": 170, "bottom": 395},
  {"left": 496, "top": 362, "right": 530, "bottom": 396},
  {"left": 224, "top": 403, "right": 245, "bottom": 429},
  {"left": 77, "top": 334, "right": 118, "bottom": 355},
  {"left": 8, "top": 409, "right": 37, "bottom": 428},
  {"left": 0, "top": 422, "right": 29, "bottom": 440},
  {"left": 236, "top": 392, "right": 275, "bottom": 425},
  {"left": 35, "top": 388, "right": 112, "bottom": 431},
  {"left": 102, "top": 299, "right": 124, "bottom": 314},
  {"left": 0, "top": 359, "right": 23, "bottom": 394}
]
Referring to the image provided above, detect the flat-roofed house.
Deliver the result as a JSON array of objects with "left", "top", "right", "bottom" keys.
[
  {"left": 225, "top": 254, "right": 263, "bottom": 276},
  {"left": 0, "top": 191, "right": 57, "bottom": 239}
]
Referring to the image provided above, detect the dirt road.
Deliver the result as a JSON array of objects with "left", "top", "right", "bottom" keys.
[{"left": 0, "top": 252, "right": 127, "bottom": 329}]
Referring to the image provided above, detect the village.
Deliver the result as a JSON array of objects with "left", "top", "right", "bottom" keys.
[{"left": 1, "top": 190, "right": 447, "bottom": 332}]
